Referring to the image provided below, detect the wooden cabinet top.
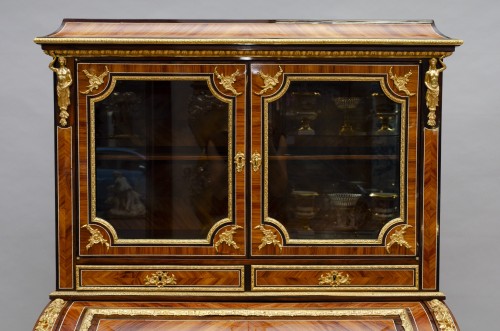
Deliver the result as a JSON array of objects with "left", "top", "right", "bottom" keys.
[{"left": 35, "top": 19, "right": 462, "bottom": 46}]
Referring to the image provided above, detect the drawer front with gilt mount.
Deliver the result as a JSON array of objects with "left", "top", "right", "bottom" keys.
[
  {"left": 251, "top": 265, "right": 418, "bottom": 291},
  {"left": 76, "top": 265, "right": 244, "bottom": 292}
]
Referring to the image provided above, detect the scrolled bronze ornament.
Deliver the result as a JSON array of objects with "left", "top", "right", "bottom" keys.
[
  {"left": 214, "top": 66, "right": 242, "bottom": 96},
  {"left": 80, "top": 66, "right": 110, "bottom": 94},
  {"left": 386, "top": 224, "right": 412, "bottom": 253},
  {"left": 388, "top": 67, "right": 415, "bottom": 96},
  {"left": 255, "top": 225, "right": 283, "bottom": 252},
  {"left": 255, "top": 65, "right": 283, "bottom": 95},
  {"left": 214, "top": 225, "right": 243, "bottom": 252},
  {"left": 82, "top": 224, "right": 110, "bottom": 251}
]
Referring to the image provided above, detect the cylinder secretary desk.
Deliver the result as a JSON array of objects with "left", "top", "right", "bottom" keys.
[{"left": 34, "top": 20, "right": 462, "bottom": 330}]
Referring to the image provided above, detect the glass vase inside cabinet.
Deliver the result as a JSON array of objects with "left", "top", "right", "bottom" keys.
[{"left": 262, "top": 68, "right": 406, "bottom": 243}]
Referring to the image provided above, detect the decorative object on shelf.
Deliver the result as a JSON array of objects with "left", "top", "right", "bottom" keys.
[
  {"left": 386, "top": 224, "right": 412, "bottom": 253},
  {"left": 334, "top": 96, "right": 361, "bottom": 135},
  {"left": 49, "top": 56, "right": 72, "bottom": 127},
  {"left": 144, "top": 271, "right": 177, "bottom": 287},
  {"left": 82, "top": 224, "right": 110, "bottom": 251},
  {"left": 214, "top": 225, "right": 243, "bottom": 252},
  {"left": 427, "top": 299, "right": 457, "bottom": 331},
  {"left": 250, "top": 151, "right": 262, "bottom": 172},
  {"left": 80, "top": 66, "right": 110, "bottom": 95},
  {"left": 234, "top": 151, "right": 245, "bottom": 173},
  {"left": 255, "top": 65, "right": 283, "bottom": 95},
  {"left": 291, "top": 190, "right": 320, "bottom": 231},
  {"left": 371, "top": 92, "right": 398, "bottom": 134},
  {"left": 34, "top": 299, "right": 66, "bottom": 331},
  {"left": 214, "top": 66, "right": 242, "bottom": 96},
  {"left": 425, "top": 57, "right": 447, "bottom": 128},
  {"left": 388, "top": 67, "right": 415, "bottom": 96},
  {"left": 255, "top": 225, "right": 283, "bottom": 251},
  {"left": 318, "top": 271, "right": 352, "bottom": 287},
  {"left": 292, "top": 91, "right": 321, "bottom": 135},
  {"left": 328, "top": 193, "right": 362, "bottom": 230},
  {"left": 369, "top": 192, "right": 399, "bottom": 222}
]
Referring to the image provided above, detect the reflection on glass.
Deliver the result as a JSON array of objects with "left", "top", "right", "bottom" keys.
[
  {"left": 267, "top": 80, "right": 402, "bottom": 240},
  {"left": 94, "top": 80, "right": 231, "bottom": 240}
]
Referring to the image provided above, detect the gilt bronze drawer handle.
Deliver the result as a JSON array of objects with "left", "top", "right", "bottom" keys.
[
  {"left": 144, "top": 271, "right": 177, "bottom": 287},
  {"left": 318, "top": 271, "right": 351, "bottom": 287}
]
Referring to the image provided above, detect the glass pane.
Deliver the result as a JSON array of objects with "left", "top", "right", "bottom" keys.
[
  {"left": 94, "top": 79, "right": 231, "bottom": 240},
  {"left": 267, "top": 80, "right": 402, "bottom": 240}
]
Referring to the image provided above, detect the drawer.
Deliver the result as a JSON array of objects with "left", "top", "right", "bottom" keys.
[
  {"left": 251, "top": 265, "right": 418, "bottom": 291},
  {"left": 77, "top": 265, "right": 244, "bottom": 291}
]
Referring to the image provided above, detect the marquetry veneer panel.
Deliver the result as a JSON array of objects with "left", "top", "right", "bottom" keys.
[
  {"left": 77, "top": 265, "right": 244, "bottom": 291},
  {"left": 252, "top": 265, "right": 418, "bottom": 291}
]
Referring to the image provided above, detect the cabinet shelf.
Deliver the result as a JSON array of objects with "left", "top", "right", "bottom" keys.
[
  {"left": 269, "top": 155, "right": 398, "bottom": 161},
  {"left": 97, "top": 154, "right": 228, "bottom": 161}
]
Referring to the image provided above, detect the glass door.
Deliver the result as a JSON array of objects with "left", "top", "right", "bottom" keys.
[
  {"left": 77, "top": 63, "right": 246, "bottom": 256},
  {"left": 250, "top": 64, "right": 419, "bottom": 257}
]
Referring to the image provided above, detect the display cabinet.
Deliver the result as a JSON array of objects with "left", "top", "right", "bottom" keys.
[{"left": 34, "top": 20, "right": 462, "bottom": 330}]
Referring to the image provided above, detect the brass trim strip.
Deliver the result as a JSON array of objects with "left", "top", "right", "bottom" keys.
[
  {"left": 79, "top": 307, "right": 414, "bottom": 331},
  {"left": 35, "top": 36, "right": 463, "bottom": 46},
  {"left": 76, "top": 265, "right": 245, "bottom": 292},
  {"left": 85, "top": 70, "right": 236, "bottom": 246},
  {"left": 43, "top": 49, "right": 455, "bottom": 59},
  {"left": 50, "top": 289, "right": 446, "bottom": 298},
  {"left": 262, "top": 74, "right": 408, "bottom": 246},
  {"left": 251, "top": 265, "right": 419, "bottom": 291}
]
